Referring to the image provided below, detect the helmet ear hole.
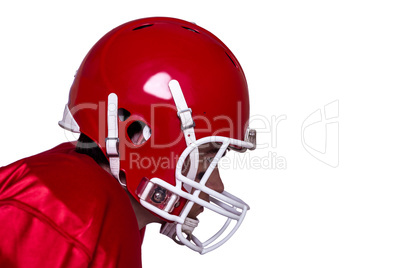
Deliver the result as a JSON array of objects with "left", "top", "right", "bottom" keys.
[
  {"left": 118, "top": 108, "right": 131, "bottom": 122},
  {"left": 127, "top": 120, "right": 151, "bottom": 145}
]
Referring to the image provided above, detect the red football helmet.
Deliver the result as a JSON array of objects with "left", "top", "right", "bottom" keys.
[{"left": 59, "top": 17, "right": 256, "bottom": 254}]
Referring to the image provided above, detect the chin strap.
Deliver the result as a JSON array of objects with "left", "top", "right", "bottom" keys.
[
  {"left": 106, "top": 93, "right": 126, "bottom": 186},
  {"left": 160, "top": 217, "right": 199, "bottom": 245}
]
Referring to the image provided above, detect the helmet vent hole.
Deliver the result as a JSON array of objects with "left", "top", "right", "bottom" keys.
[
  {"left": 181, "top": 26, "right": 199, "bottom": 34},
  {"left": 132, "top": 24, "right": 153, "bottom": 31},
  {"left": 127, "top": 120, "right": 152, "bottom": 146},
  {"left": 118, "top": 108, "right": 131, "bottom": 122},
  {"left": 225, "top": 52, "right": 238, "bottom": 68}
]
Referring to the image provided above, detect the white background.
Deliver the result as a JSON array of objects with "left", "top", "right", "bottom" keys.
[{"left": 1, "top": 1, "right": 401, "bottom": 267}]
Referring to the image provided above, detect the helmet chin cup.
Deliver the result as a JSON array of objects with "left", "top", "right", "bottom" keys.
[{"left": 160, "top": 217, "right": 199, "bottom": 246}]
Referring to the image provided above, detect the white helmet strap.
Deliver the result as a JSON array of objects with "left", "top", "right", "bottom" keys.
[
  {"left": 168, "top": 80, "right": 199, "bottom": 185},
  {"left": 106, "top": 93, "right": 126, "bottom": 186}
]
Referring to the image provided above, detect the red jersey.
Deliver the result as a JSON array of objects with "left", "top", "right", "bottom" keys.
[{"left": 0, "top": 143, "right": 143, "bottom": 267}]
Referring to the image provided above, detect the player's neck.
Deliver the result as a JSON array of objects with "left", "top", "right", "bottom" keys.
[
  {"left": 100, "top": 163, "right": 165, "bottom": 229},
  {"left": 126, "top": 190, "right": 165, "bottom": 229}
]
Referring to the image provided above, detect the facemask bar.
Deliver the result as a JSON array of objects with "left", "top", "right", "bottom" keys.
[
  {"left": 137, "top": 165, "right": 249, "bottom": 224},
  {"left": 174, "top": 190, "right": 249, "bottom": 254},
  {"left": 138, "top": 135, "right": 253, "bottom": 254},
  {"left": 174, "top": 136, "right": 251, "bottom": 254}
]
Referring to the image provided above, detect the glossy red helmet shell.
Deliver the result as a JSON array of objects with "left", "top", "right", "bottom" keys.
[{"left": 62, "top": 17, "right": 250, "bottom": 217}]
